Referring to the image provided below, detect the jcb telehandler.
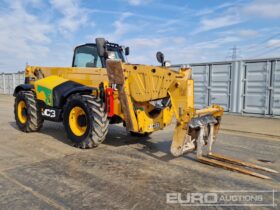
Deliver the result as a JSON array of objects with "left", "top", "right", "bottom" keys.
[{"left": 13, "top": 38, "right": 277, "bottom": 179}]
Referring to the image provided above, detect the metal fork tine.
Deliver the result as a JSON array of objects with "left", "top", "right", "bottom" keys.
[
  {"left": 208, "top": 153, "right": 278, "bottom": 174},
  {"left": 198, "top": 156, "right": 272, "bottom": 180}
]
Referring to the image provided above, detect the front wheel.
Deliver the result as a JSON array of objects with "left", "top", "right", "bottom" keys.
[
  {"left": 14, "top": 91, "right": 43, "bottom": 132},
  {"left": 63, "top": 94, "right": 109, "bottom": 149}
]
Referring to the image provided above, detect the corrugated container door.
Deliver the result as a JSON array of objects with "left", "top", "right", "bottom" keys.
[
  {"left": 0, "top": 74, "right": 3, "bottom": 94},
  {"left": 243, "top": 61, "right": 271, "bottom": 115},
  {"left": 271, "top": 60, "right": 280, "bottom": 115},
  {"left": 192, "top": 65, "right": 209, "bottom": 109},
  {"left": 7, "top": 74, "right": 13, "bottom": 94},
  {"left": 20, "top": 73, "right": 25, "bottom": 84},
  {"left": 209, "top": 64, "right": 232, "bottom": 111}
]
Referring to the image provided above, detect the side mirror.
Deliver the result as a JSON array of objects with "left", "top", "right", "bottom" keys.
[
  {"left": 125, "top": 47, "right": 130, "bottom": 56},
  {"left": 156, "top": 51, "right": 164, "bottom": 66},
  {"left": 96, "top": 38, "right": 106, "bottom": 57}
]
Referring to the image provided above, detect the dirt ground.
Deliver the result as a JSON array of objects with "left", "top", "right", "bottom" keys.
[{"left": 0, "top": 94, "right": 279, "bottom": 210}]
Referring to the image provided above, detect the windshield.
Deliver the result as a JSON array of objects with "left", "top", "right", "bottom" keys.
[
  {"left": 73, "top": 45, "right": 102, "bottom": 68},
  {"left": 73, "top": 44, "right": 125, "bottom": 68},
  {"left": 107, "top": 46, "right": 125, "bottom": 61}
]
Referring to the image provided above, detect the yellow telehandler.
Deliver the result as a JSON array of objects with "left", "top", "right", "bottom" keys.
[{"left": 13, "top": 38, "right": 277, "bottom": 179}]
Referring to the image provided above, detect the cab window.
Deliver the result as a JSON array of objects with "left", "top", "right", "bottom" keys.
[
  {"left": 73, "top": 45, "right": 102, "bottom": 68},
  {"left": 107, "top": 46, "right": 125, "bottom": 62}
]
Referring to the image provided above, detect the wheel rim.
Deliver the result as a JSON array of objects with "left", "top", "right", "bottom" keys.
[
  {"left": 69, "top": 106, "right": 87, "bottom": 136},
  {"left": 17, "top": 100, "right": 27, "bottom": 124}
]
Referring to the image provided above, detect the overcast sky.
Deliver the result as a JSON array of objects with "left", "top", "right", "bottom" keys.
[{"left": 0, "top": 0, "right": 280, "bottom": 72}]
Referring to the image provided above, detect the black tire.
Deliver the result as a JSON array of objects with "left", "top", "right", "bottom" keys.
[
  {"left": 14, "top": 91, "right": 43, "bottom": 132},
  {"left": 63, "top": 94, "right": 109, "bottom": 148},
  {"left": 130, "top": 131, "right": 152, "bottom": 137}
]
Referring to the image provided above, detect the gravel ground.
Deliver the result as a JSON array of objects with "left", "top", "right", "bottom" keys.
[{"left": 0, "top": 94, "right": 279, "bottom": 210}]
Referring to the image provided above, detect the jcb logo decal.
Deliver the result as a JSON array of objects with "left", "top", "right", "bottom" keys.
[
  {"left": 149, "top": 122, "right": 160, "bottom": 129},
  {"left": 42, "top": 109, "right": 56, "bottom": 118}
]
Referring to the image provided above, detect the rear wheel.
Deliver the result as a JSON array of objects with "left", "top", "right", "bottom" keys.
[
  {"left": 14, "top": 91, "right": 43, "bottom": 132},
  {"left": 63, "top": 94, "right": 109, "bottom": 148}
]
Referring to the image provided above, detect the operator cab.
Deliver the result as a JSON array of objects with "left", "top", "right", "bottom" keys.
[{"left": 72, "top": 38, "right": 129, "bottom": 68}]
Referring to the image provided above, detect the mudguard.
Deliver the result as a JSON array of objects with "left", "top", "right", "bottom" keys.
[
  {"left": 13, "top": 84, "right": 34, "bottom": 96},
  {"left": 53, "top": 81, "right": 97, "bottom": 108}
]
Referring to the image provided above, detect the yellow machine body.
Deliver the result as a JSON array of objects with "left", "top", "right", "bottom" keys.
[
  {"left": 15, "top": 40, "right": 278, "bottom": 179},
  {"left": 24, "top": 61, "right": 224, "bottom": 156},
  {"left": 34, "top": 75, "right": 68, "bottom": 106}
]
